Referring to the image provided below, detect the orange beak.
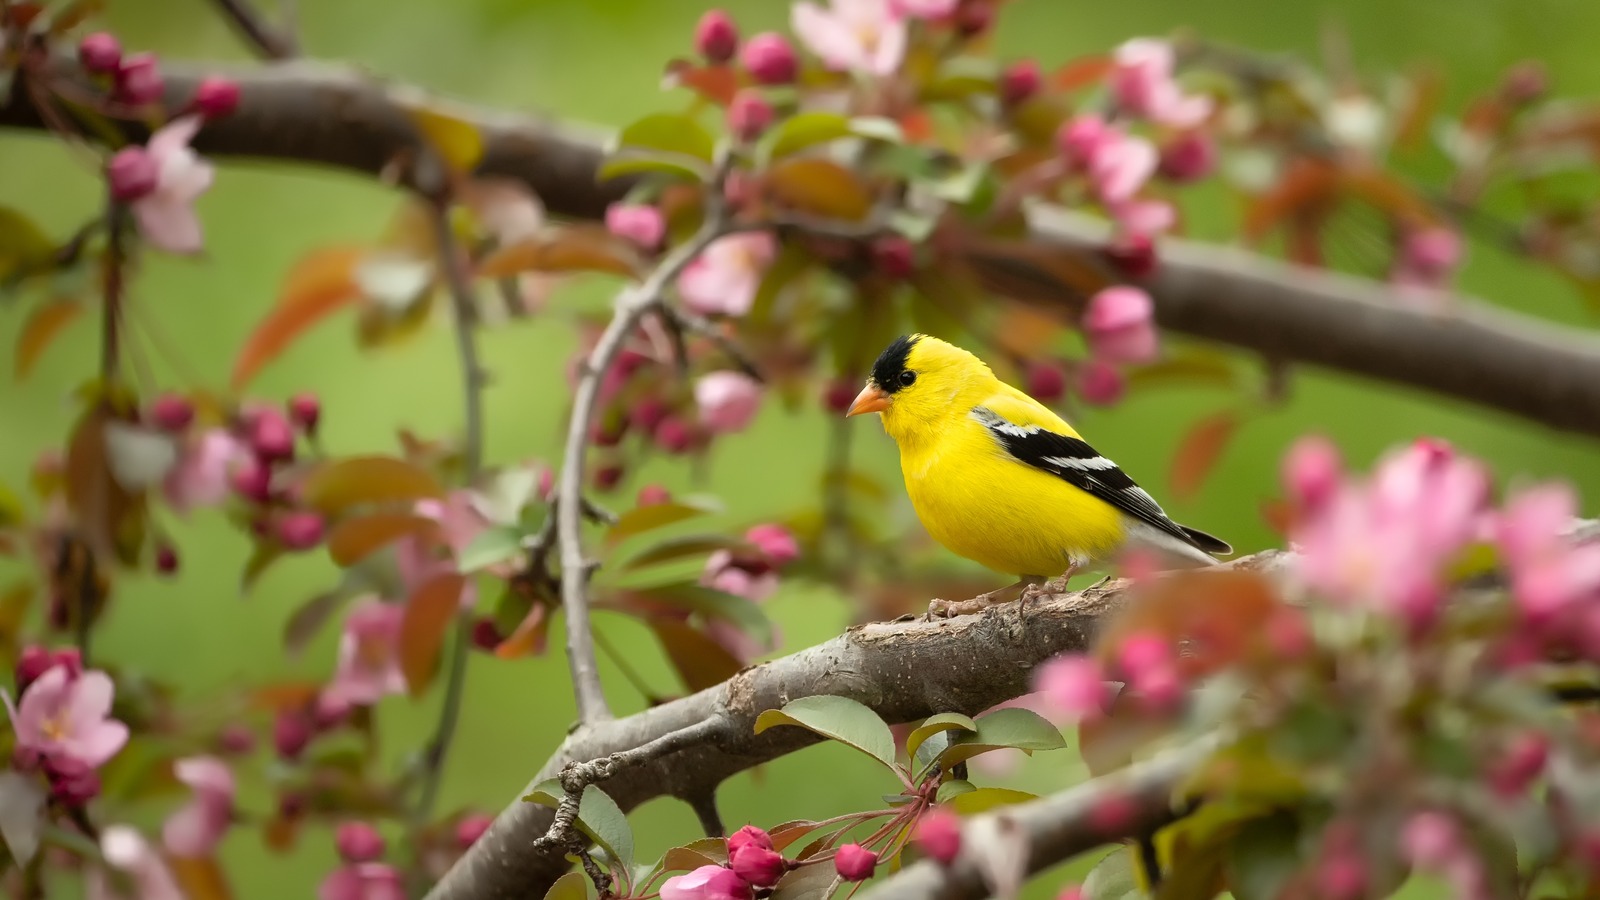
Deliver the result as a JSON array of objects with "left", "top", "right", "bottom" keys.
[{"left": 845, "top": 383, "right": 890, "bottom": 417}]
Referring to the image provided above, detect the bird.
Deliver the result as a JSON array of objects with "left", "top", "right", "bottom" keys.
[{"left": 844, "top": 333, "right": 1231, "bottom": 610}]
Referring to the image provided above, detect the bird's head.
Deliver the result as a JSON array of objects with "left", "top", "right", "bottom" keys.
[{"left": 845, "top": 334, "right": 996, "bottom": 443}]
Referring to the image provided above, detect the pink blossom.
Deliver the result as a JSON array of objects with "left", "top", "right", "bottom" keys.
[
  {"left": 890, "top": 0, "right": 958, "bottom": 17},
  {"left": 1110, "top": 39, "right": 1212, "bottom": 128},
  {"left": 792, "top": 0, "right": 907, "bottom": 77},
  {"left": 605, "top": 203, "right": 665, "bottom": 250},
  {"left": 1401, "top": 811, "right": 1460, "bottom": 869},
  {"left": 87, "top": 826, "right": 184, "bottom": 900},
  {"left": 322, "top": 600, "right": 407, "bottom": 707},
  {"left": 163, "top": 428, "right": 251, "bottom": 514},
  {"left": 1497, "top": 485, "right": 1600, "bottom": 624},
  {"left": 745, "top": 523, "right": 799, "bottom": 566},
  {"left": 162, "top": 755, "right": 235, "bottom": 858},
  {"left": 1056, "top": 115, "right": 1159, "bottom": 206},
  {"left": 914, "top": 808, "right": 962, "bottom": 864},
  {"left": 696, "top": 371, "right": 763, "bottom": 434},
  {"left": 1031, "top": 654, "right": 1108, "bottom": 721},
  {"left": 1083, "top": 286, "right": 1158, "bottom": 364},
  {"left": 1108, "top": 198, "right": 1175, "bottom": 240},
  {"left": 7, "top": 666, "right": 129, "bottom": 770},
  {"left": 702, "top": 550, "right": 779, "bottom": 603},
  {"left": 661, "top": 865, "right": 754, "bottom": 900},
  {"left": 1291, "top": 440, "right": 1491, "bottom": 626},
  {"left": 126, "top": 115, "right": 215, "bottom": 255},
  {"left": 318, "top": 862, "right": 407, "bottom": 900},
  {"left": 678, "top": 232, "right": 776, "bottom": 317},
  {"left": 1282, "top": 435, "right": 1343, "bottom": 511}
]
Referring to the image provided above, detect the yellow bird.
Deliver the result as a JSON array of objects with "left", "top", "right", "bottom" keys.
[{"left": 845, "top": 334, "right": 1231, "bottom": 604}]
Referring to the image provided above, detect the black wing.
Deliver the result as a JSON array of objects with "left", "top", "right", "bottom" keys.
[{"left": 970, "top": 407, "right": 1228, "bottom": 554}]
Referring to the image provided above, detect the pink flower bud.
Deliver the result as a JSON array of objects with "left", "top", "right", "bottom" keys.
[
  {"left": 79, "top": 33, "right": 123, "bottom": 74},
  {"left": 655, "top": 416, "right": 695, "bottom": 454},
  {"left": 107, "top": 147, "right": 159, "bottom": 203},
  {"left": 249, "top": 409, "right": 296, "bottom": 463},
  {"left": 1083, "top": 286, "right": 1158, "bottom": 364},
  {"left": 1502, "top": 60, "right": 1548, "bottom": 105},
  {"left": 536, "top": 466, "right": 555, "bottom": 502},
  {"left": 313, "top": 693, "right": 351, "bottom": 731},
  {"left": 1282, "top": 435, "right": 1343, "bottom": 511},
  {"left": 1000, "top": 60, "right": 1041, "bottom": 106},
  {"left": 871, "top": 235, "right": 916, "bottom": 278},
  {"left": 231, "top": 461, "right": 273, "bottom": 504},
  {"left": 456, "top": 813, "right": 494, "bottom": 850},
  {"left": 335, "top": 821, "right": 386, "bottom": 863},
  {"left": 470, "top": 617, "right": 503, "bottom": 652},
  {"left": 914, "top": 808, "right": 962, "bottom": 864},
  {"left": 695, "top": 9, "right": 741, "bottom": 64},
  {"left": 1057, "top": 887, "right": 1085, "bottom": 900},
  {"left": 741, "top": 33, "right": 798, "bottom": 85},
  {"left": 631, "top": 398, "right": 671, "bottom": 434},
  {"left": 696, "top": 371, "right": 763, "bottom": 434},
  {"left": 1488, "top": 732, "right": 1549, "bottom": 797},
  {"left": 955, "top": 0, "right": 993, "bottom": 35},
  {"left": 1056, "top": 115, "right": 1111, "bottom": 166},
  {"left": 593, "top": 463, "right": 625, "bottom": 492},
  {"left": 1158, "top": 132, "right": 1216, "bottom": 183},
  {"left": 49, "top": 767, "right": 101, "bottom": 807},
  {"left": 193, "top": 76, "right": 240, "bottom": 119},
  {"left": 114, "top": 53, "right": 164, "bottom": 106},
  {"left": 1315, "top": 852, "right": 1368, "bottom": 900},
  {"left": 51, "top": 648, "right": 83, "bottom": 678},
  {"left": 589, "top": 415, "right": 628, "bottom": 448},
  {"left": 727, "top": 825, "right": 773, "bottom": 856},
  {"left": 1116, "top": 632, "right": 1172, "bottom": 678},
  {"left": 14, "top": 646, "right": 53, "bottom": 693},
  {"left": 277, "top": 512, "right": 326, "bottom": 551},
  {"left": 729, "top": 843, "right": 787, "bottom": 887},
  {"left": 216, "top": 723, "right": 255, "bottom": 756},
  {"left": 637, "top": 484, "right": 672, "bottom": 507},
  {"left": 727, "top": 90, "right": 775, "bottom": 142},
  {"left": 834, "top": 844, "right": 877, "bottom": 881},
  {"left": 155, "top": 544, "right": 180, "bottom": 575},
  {"left": 273, "top": 712, "right": 312, "bottom": 760},
  {"left": 605, "top": 203, "right": 666, "bottom": 250},
  {"left": 823, "top": 379, "right": 858, "bottom": 414},
  {"left": 1033, "top": 654, "right": 1108, "bottom": 720},
  {"left": 745, "top": 524, "right": 799, "bottom": 567},
  {"left": 1088, "top": 792, "right": 1138, "bottom": 835},
  {"left": 149, "top": 393, "right": 195, "bottom": 432},
  {"left": 1400, "top": 228, "right": 1463, "bottom": 279},
  {"left": 1076, "top": 360, "right": 1125, "bottom": 406},
  {"left": 1104, "top": 234, "right": 1157, "bottom": 279},
  {"left": 1026, "top": 362, "right": 1066, "bottom": 404},
  {"left": 1402, "top": 811, "right": 1459, "bottom": 869},
  {"left": 288, "top": 393, "right": 321, "bottom": 434}
]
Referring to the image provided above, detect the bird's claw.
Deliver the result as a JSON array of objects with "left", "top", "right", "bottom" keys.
[{"left": 923, "top": 598, "right": 953, "bottom": 621}]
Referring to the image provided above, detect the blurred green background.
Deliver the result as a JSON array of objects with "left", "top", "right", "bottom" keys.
[{"left": 4, "top": 0, "right": 1600, "bottom": 897}]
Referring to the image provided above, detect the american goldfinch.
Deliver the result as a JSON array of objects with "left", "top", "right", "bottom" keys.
[{"left": 846, "top": 334, "right": 1231, "bottom": 603}]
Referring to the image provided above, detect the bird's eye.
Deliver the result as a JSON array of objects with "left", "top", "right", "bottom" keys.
[{"left": 898, "top": 370, "right": 917, "bottom": 387}]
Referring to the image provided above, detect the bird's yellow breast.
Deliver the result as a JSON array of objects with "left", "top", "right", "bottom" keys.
[{"left": 897, "top": 415, "right": 1127, "bottom": 578}]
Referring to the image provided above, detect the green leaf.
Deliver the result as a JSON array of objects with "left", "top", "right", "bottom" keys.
[
  {"left": 849, "top": 116, "right": 905, "bottom": 144},
  {"left": 618, "top": 533, "right": 747, "bottom": 571},
  {"left": 634, "top": 581, "right": 773, "bottom": 646},
  {"left": 0, "top": 770, "right": 46, "bottom": 864},
  {"left": 935, "top": 707, "right": 1067, "bottom": 768},
  {"left": 754, "top": 695, "right": 898, "bottom": 771},
  {"left": 458, "top": 524, "right": 525, "bottom": 573},
  {"left": 0, "top": 207, "right": 55, "bottom": 282},
  {"left": 758, "top": 111, "right": 852, "bottom": 164},
  {"left": 606, "top": 499, "right": 722, "bottom": 545},
  {"left": 768, "top": 820, "right": 825, "bottom": 852},
  {"left": 1082, "top": 846, "right": 1145, "bottom": 900},
  {"left": 597, "top": 152, "right": 711, "bottom": 184},
  {"left": 905, "top": 712, "right": 977, "bottom": 764},
  {"left": 661, "top": 839, "right": 726, "bottom": 872},
  {"left": 934, "top": 779, "right": 976, "bottom": 803},
  {"left": 945, "top": 786, "right": 1037, "bottom": 815},
  {"left": 770, "top": 861, "right": 840, "bottom": 900},
  {"left": 890, "top": 210, "right": 939, "bottom": 243},
  {"left": 612, "top": 113, "right": 716, "bottom": 162},
  {"left": 650, "top": 620, "right": 745, "bottom": 692},
  {"left": 522, "top": 781, "right": 635, "bottom": 870},
  {"left": 542, "top": 871, "right": 590, "bottom": 900}
]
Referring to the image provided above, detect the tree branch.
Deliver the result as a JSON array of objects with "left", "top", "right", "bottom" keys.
[
  {"left": 856, "top": 733, "right": 1226, "bottom": 900},
  {"left": 551, "top": 148, "right": 738, "bottom": 726},
  {"left": 208, "top": 0, "right": 300, "bottom": 60},
  {"left": 7, "top": 58, "right": 1600, "bottom": 439}
]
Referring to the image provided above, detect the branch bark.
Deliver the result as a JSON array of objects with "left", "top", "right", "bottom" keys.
[
  {"left": 421, "top": 568, "right": 1150, "bottom": 900},
  {"left": 7, "top": 60, "right": 1600, "bottom": 439}
]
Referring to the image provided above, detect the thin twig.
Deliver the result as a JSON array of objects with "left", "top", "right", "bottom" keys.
[
  {"left": 100, "top": 201, "right": 126, "bottom": 385},
  {"left": 413, "top": 196, "right": 488, "bottom": 826},
  {"left": 553, "top": 147, "right": 739, "bottom": 725},
  {"left": 208, "top": 0, "right": 299, "bottom": 59},
  {"left": 667, "top": 306, "right": 765, "bottom": 382}
]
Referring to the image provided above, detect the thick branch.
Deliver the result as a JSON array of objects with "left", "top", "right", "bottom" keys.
[
  {"left": 857, "top": 734, "right": 1225, "bottom": 900},
  {"left": 7, "top": 61, "right": 1600, "bottom": 437},
  {"left": 422, "top": 569, "right": 1146, "bottom": 900}
]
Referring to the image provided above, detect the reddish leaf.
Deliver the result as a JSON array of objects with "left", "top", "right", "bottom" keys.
[
  {"left": 1094, "top": 569, "right": 1282, "bottom": 683},
  {"left": 650, "top": 620, "right": 743, "bottom": 692},
  {"left": 299, "top": 455, "right": 445, "bottom": 517},
  {"left": 326, "top": 512, "right": 440, "bottom": 567},
  {"left": 1169, "top": 410, "right": 1241, "bottom": 503},
  {"left": 248, "top": 681, "right": 323, "bottom": 712},
  {"left": 1393, "top": 65, "right": 1445, "bottom": 152},
  {"left": 167, "top": 855, "right": 233, "bottom": 900},
  {"left": 1242, "top": 157, "right": 1340, "bottom": 244},
  {"left": 282, "top": 589, "right": 357, "bottom": 658},
  {"left": 1052, "top": 54, "right": 1113, "bottom": 91},
  {"left": 494, "top": 602, "right": 551, "bottom": 660},
  {"left": 399, "top": 572, "right": 466, "bottom": 695},
  {"left": 262, "top": 813, "right": 300, "bottom": 853},
  {"left": 14, "top": 299, "right": 83, "bottom": 381},
  {"left": 1259, "top": 498, "right": 1295, "bottom": 538},
  {"left": 662, "top": 59, "right": 739, "bottom": 106},
  {"left": 64, "top": 405, "right": 146, "bottom": 566},
  {"left": 765, "top": 158, "right": 874, "bottom": 222},
  {"left": 476, "top": 226, "right": 643, "bottom": 280},
  {"left": 1344, "top": 167, "right": 1438, "bottom": 230},
  {"left": 231, "top": 246, "right": 368, "bottom": 390}
]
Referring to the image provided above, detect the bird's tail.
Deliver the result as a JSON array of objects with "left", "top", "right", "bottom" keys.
[{"left": 1180, "top": 525, "right": 1232, "bottom": 557}]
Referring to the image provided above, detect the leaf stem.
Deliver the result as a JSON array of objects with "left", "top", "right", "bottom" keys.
[{"left": 208, "top": 0, "right": 300, "bottom": 59}]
